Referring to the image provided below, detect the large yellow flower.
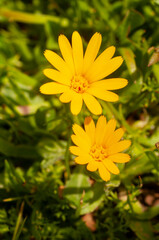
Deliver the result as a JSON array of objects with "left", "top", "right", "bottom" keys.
[
  {"left": 70, "top": 116, "right": 131, "bottom": 181},
  {"left": 40, "top": 31, "right": 128, "bottom": 115}
]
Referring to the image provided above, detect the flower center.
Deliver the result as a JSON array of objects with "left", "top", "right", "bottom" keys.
[
  {"left": 90, "top": 144, "right": 108, "bottom": 162},
  {"left": 70, "top": 75, "right": 89, "bottom": 93}
]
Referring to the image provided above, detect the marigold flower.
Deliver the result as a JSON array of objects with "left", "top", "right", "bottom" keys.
[
  {"left": 40, "top": 31, "right": 128, "bottom": 115},
  {"left": 69, "top": 116, "right": 131, "bottom": 181}
]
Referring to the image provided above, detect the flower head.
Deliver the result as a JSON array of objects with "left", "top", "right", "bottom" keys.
[
  {"left": 40, "top": 31, "right": 128, "bottom": 115},
  {"left": 69, "top": 116, "right": 131, "bottom": 181}
]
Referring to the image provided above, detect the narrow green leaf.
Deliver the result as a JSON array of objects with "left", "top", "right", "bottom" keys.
[{"left": 0, "top": 8, "right": 69, "bottom": 26}]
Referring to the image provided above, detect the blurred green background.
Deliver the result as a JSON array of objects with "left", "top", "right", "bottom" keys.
[{"left": 0, "top": 0, "right": 159, "bottom": 239}]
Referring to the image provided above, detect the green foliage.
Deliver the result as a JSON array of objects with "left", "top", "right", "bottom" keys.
[{"left": 0, "top": 0, "right": 159, "bottom": 239}]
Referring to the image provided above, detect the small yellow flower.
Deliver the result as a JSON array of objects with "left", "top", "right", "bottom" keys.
[
  {"left": 40, "top": 31, "right": 128, "bottom": 115},
  {"left": 69, "top": 116, "right": 131, "bottom": 181}
]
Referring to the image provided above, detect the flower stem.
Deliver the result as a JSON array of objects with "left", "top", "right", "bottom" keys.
[
  {"left": 106, "top": 102, "right": 121, "bottom": 121},
  {"left": 63, "top": 104, "right": 72, "bottom": 180},
  {"left": 102, "top": 101, "right": 120, "bottom": 123},
  {"left": 64, "top": 123, "right": 72, "bottom": 180}
]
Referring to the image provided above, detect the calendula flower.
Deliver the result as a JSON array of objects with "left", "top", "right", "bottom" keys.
[
  {"left": 70, "top": 116, "right": 131, "bottom": 181},
  {"left": 40, "top": 31, "right": 128, "bottom": 115}
]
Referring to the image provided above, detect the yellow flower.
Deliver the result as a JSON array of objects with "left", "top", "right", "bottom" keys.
[
  {"left": 69, "top": 116, "right": 131, "bottom": 181},
  {"left": 40, "top": 31, "right": 128, "bottom": 115}
]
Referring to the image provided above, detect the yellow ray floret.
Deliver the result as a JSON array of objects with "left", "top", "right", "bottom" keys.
[
  {"left": 69, "top": 116, "right": 131, "bottom": 182},
  {"left": 40, "top": 31, "right": 128, "bottom": 115}
]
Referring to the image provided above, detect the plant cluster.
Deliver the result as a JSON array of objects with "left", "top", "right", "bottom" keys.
[{"left": 0, "top": 0, "right": 159, "bottom": 239}]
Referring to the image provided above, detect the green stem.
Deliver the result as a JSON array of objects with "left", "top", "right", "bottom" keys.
[
  {"left": 102, "top": 101, "right": 121, "bottom": 125},
  {"left": 73, "top": 115, "right": 81, "bottom": 125},
  {"left": 64, "top": 119, "right": 72, "bottom": 179},
  {"left": 119, "top": 104, "right": 134, "bottom": 134},
  {"left": 106, "top": 102, "right": 121, "bottom": 121},
  {"left": 101, "top": 101, "right": 115, "bottom": 119},
  {"left": 63, "top": 104, "right": 73, "bottom": 180}
]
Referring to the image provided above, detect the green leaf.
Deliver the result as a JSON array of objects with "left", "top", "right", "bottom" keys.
[
  {"left": 0, "top": 137, "right": 40, "bottom": 159},
  {"left": 129, "top": 220, "right": 155, "bottom": 240},
  {"left": 64, "top": 166, "right": 91, "bottom": 208},
  {"left": 0, "top": 224, "right": 9, "bottom": 234},
  {"left": 35, "top": 106, "right": 48, "bottom": 129},
  {"left": 38, "top": 139, "right": 66, "bottom": 167},
  {"left": 138, "top": 205, "right": 159, "bottom": 220},
  {"left": 12, "top": 202, "right": 26, "bottom": 240},
  {"left": 0, "top": 8, "right": 69, "bottom": 26},
  {"left": 8, "top": 67, "right": 37, "bottom": 87},
  {"left": 145, "top": 151, "right": 159, "bottom": 170},
  {"left": 120, "top": 48, "right": 137, "bottom": 74},
  {"left": 138, "top": 128, "right": 159, "bottom": 147},
  {"left": 121, "top": 143, "right": 154, "bottom": 182},
  {"left": 119, "top": 48, "right": 143, "bottom": 106},
  {"left": 152, "top": 64, "right": 159, "bottom": 83},
  {"left": 4, "top": 160, "right": 25, "bottom": 190},
  {"left": 64, "top": 167, "right": 105, "bottom": 215},
  {"left": 117, "top": 10, "right": 145, "bottom": 42},
  {"left": 0, "top": 209, "right": 9, "bottom": 234},
  {"left": 80, "top": 182, "right": 105, "bottom": 215}
]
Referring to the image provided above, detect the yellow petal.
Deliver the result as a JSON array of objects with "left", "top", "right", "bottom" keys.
[
  {"left": 107, "top": 140, "right": 131, "bottom": 155},
  {"left": 83, "top": 33, "right": 102, "bottom": 73},
  {"left": 43, "top": 69, "right": 70, "bottom": 86},
  {"left": 71, "top": 134, "right": 91, "bottom": 152},
  {"left": 103, "top": 119, "right": 116, "bottom": 147},
  {"left": 98, "top": 163, "right": 111, "bottom": 181},
  {"left": 87, "top": 87, "right": 119, "bottom": 102},
  {"left": 107, "top": 128, "right": 124, "bottom": 147},
  {"left": 72, "top": 31, "right": 83, "bottom": 74},
  {"left": 40, "top": 82, "right": 69, "bottom": 95},
  {"left": 95, "top": 116, "right": 107, "bottom": 145},
  {"left": 70, "top": 93, "right": 83, "bottom": 115},
  {"left": 107, "top": 153, "right": 130, "bottom": 163},
  {"left": 86, "top": 56, "right": 123, "bottom": 82},
  {"left": 72, "top": 123, "right": 90, "bottom": 142},
  {"left": 96, "top": 46, "right": 115, "bottom": 61},
  {"left": 87, "top": 160, "right": 98, "bottom": 171},
  {"left": 84, "top": 116, "right": 95, "bottom": 144},
  {"left": 44, "top": 50, "right": 71, "bottom": 77},
  {"left": 85, "top": 46, "right": 115, "bottom": 76},
  {"left": 59, "top": 89, "right": 74, "bottom": 103},
  {"left": 83, "top": 93, "right": 102, "bottom": 115},
  {"left": 103, "top": 159, "right": 119, "bottom": 174},
  {"left": 58, "top": 34, "right": 75, "bottom": 75},
  {"left": 91, "top": 78, "right": 128, "bottom": 90},
  {"left": 75, "top": 154, "right": 92, "bottom": 164},
  {"left": 69, "top": 146, "right": 81, "bottom": 156}
]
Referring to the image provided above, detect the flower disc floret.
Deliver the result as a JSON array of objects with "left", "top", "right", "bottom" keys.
[
  {"left": 90, "top": 144, "right": 108, "bottom": 161},
  {"left": 70, "top": 75, "right": 89, "bottom": 93}
]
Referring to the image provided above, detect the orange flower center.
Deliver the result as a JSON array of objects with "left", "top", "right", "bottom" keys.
[
  {"left": 70, "top": 75, "right": 89, "bottom": 93},
  {"left": 90, "top": 144, "right": 108, "bottom": 162}
]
